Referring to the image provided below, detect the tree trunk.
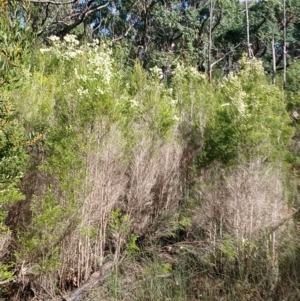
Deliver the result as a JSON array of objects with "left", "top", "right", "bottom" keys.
[
  {"left": 245, "top": 0, "right": 253, "bottom": 58},
  {"left": 272, "top": 27, "right": 276, "bottom": 85},
  {"left": 208, "top": 0, "right": 213, "bottom": 83},
  {"left": 283, "top": 0, "right": 287, "bottom": 89}
]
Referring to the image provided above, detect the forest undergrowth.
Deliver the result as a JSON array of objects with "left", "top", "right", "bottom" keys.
[{"left": 1, "top": 30, "right": 300, "bottom": 301}]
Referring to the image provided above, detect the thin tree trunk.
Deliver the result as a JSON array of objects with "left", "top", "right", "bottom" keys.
[
  {"left": 208, "top": 0, "right": 213, "bottom": 83},
  {"left": 272, "top": 27, "right": 276, "bottom": 85},
  {"left": 283, "top": 0, "right": 287, "bottom": 89},
  {"left": 245, "top": 0, "right": 252, "bottom": 58}
]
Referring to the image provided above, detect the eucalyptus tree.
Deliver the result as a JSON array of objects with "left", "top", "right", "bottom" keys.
[
  {"left": 283, "top": 0, "right": 286, "bottom": 89},
  {"left": 19, "top": 0, "right": 299, "bottom": 75},
  {"left": 20, "top": 0, "right": 110, "bottom": 37},
  {"left": 208, "top": 0, "right": 214, "bottom": 81}
]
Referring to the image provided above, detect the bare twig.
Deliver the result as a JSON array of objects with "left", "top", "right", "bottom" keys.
[
  {"left": 210, "top": 43, "right": 242, "bottom": 68},
  {"left": 111, "top": 21, "right": 136, "bottom": 42},
  {"left": 85, "top": 1, "right": 110, "bottom": 17},
  {"left": 28, "top": 0, "right": 77, "bottom": 5}
]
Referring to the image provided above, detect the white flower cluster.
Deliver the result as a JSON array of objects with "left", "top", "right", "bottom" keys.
[
  {"left": 48, "top": 35, "right": 60, "bottom": 42},
  {"left": 173, "top": 63, "right": 186, "bottom": 79},
  {"left": 39, "top": 48, "right": 51, "bottom": 53},
  {"left": 40, "top": 35, "right": 86, "bottom": 60},
  {"left": 129, "top": 99, "right": 138, "bottom": 107},
  {"left": 189, "top": 66, "right": 206, "bottom": 80},
  {"left": 173, "top": 63, "right": 206, "bottom": 81},
  {"left": 150, "top": 66, "right": 163, "bottom": 80},
  {"left": 240, "top": 55, "right": 265, "bottom": 76},
  {"left": 86, "top": 39, "right": 100, "bottom": 48},
  {"left": 39, "top": 35, "right": 114, "bottom": 98},
  {"left": 231, "top": 90, "right": 248, "bottom": 116},
  {"left": 77, "top": 87, "right": 89, "bottom": 96},
  {"left": 173, "top": 115, "right": 180, "bottom": 121},
  {"left": 87, "top": 46, "right": 113, "bottom": 85},
  {"left": 63, "top": 34, "right": 79, "bottom": 45},
  {"left": 221, "top": 70, "right": 250, "bottom": 118},
  {"left": 74, "top": 68, "right": 88, "bottom": 82}
]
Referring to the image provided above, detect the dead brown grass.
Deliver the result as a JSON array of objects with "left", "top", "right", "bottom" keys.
[{"left": 193, "top": 159, "right": 289, "bottom": 241}]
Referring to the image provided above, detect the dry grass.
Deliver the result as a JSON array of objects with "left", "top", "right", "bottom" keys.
[
  {"left": 193, "top": 159, "right": 289, "bottom": 241},
  {"left": 50, "top": 123, "right": 183, "bottom": 294}
]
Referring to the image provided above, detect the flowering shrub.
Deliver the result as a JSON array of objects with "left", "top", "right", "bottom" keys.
[
  {"left": 6, "top": 37, "right": 294, "bottom": 300},
  {"left": 41, "top": 35, "right": 112, "bottom": 90},
  {"left": 198, "top": 56, "right": 291, "bottom": 167},
  {"left": 39, "top": 35, "right": 115, "bottom": 126}
]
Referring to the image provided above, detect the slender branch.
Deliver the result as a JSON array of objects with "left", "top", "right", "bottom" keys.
[
  {"left": 45, "top": 1, "right": 109, "bottom": 36},
  {"left": 111, "top": 21, "right": 136, "bottom": 42},
  {"left": 210, "top": 43, "right": 242, "bottom": 68},
  {"left": 40, "top": 3, "right": 51, "bottom": 28},
  {"left": 85, "top": 1, "right": 110, "bottom": 17},
  {"left": 149, "top": 0, "right": 162, "bottom": 10},
  {"left": 242, "top": 0, "right": 256, "bottom": 12},
  {"left": 212, "top": 10, "right": 222, "bottom": 32},
  {"left": 28, "top": 0, "right": 77, "bottom": 5}
]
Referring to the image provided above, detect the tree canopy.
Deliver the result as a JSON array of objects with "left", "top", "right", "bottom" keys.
[{"left": 14, "top": 0, "right": 299, "bottom": 76}]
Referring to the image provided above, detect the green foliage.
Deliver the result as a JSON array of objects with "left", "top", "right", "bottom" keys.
[
  {"left": 198, "top": 56, "right": 292, "bottom": 167},
  {"left": 0, "top": 2, "right": 32, "bottom": 87},
  {"left": 126, "top": 234, "right": 139, "bottom": 258},
  {"left": 0, "top": 3, "right": 34, "bottom": 286},
  {"left": 219, "top": 236, "right": 236, "bottom": 260},
  {"left": 2, "top": 26, "right": 298, "bottom": 300},
  {"left": 171, "top": 62, "right": 213, "bottom": 149},
  {"left": 0, "top": 2, "right": 31, "bottom": 216},
  {"left": 0, "top": 263, "right": 13, "bottom": 282},
  {"left": 109, "top": 209, "right": 139, "bottom": 258},
  {"left": 286, "top": 60, "right": 300, "bottom": 110},
  {"left": 0, "top": 98, "right": 28, "bottom": 208},
  {"left": 109, "top": 208, "right": 131, "bottom": 236},
  {"left": 121, "top": 62, "right": 177, "bottom": 140},
  {"left": 16, "top": 190, "right": 77, "bottom": 274},
  {"left": 129, "top": 257, "right": 186, "bottom": 301}
]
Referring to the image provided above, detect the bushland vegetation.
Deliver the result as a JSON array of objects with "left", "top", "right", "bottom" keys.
[{"left": 1, "top": 1, "right": 300, "bottom": 300}]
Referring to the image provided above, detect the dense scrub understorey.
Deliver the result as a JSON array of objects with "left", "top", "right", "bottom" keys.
[{"left": 1, "top": 17, "right": 300, "bottom": 301}]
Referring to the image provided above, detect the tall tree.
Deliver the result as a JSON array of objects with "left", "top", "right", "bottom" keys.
[
  {"left": 245, "top": 0, "right": 253, "bottom": 58},
  {"left": 283, "top": 0, "right": 287, "bottom": 89},
  {"left": 22, "top": 0, "right": 299, "bottom": 74},
  {"left": 208, "top": 0, "right": 214, "bottom": 82},
  {"left": 272, "top": 25, "right": 276, "bottom": 84}
]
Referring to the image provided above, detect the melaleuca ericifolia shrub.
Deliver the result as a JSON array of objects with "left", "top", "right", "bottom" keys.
[
  {"left": 5, "top": 34, "right": 295, "bottom": 300},
  {"left": 177, "top": 57, "right": 294, "bottom": 300},
  {"left": 8, "top": 35, "right": 184, "bottom": 296},
  {"left": 197, "top": 55, "right": 292, "bottom": 167}
]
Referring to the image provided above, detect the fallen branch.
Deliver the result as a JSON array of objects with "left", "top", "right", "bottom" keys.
[{"left": 62, "top": 261, "right": 113, "bottom": 301}]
